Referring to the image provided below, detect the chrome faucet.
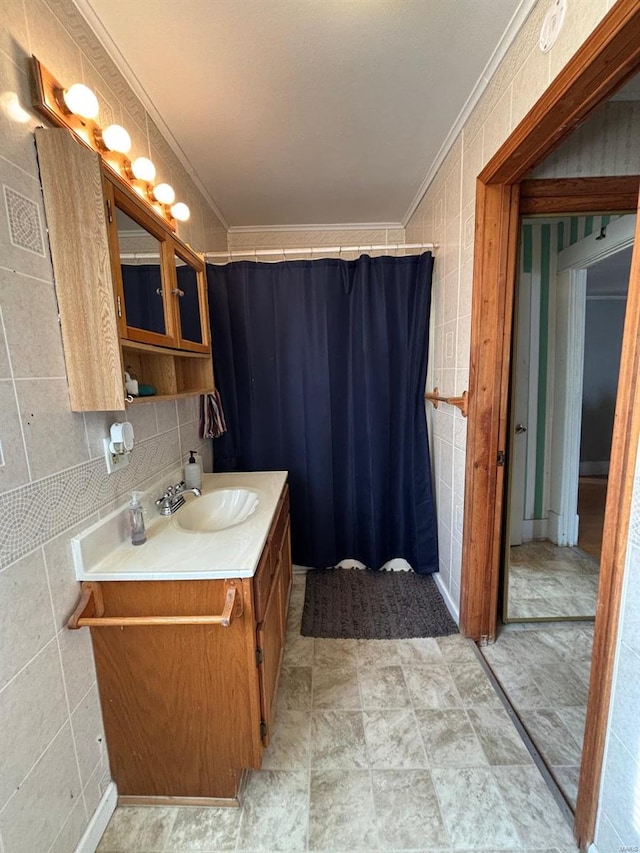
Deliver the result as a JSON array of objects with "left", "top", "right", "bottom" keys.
[{"left": 155, "top": 481, "right": 202, "bottom": 516}]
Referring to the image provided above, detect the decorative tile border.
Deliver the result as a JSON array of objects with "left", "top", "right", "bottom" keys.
[
  {"left": 3, "top": 185, "right": 46, "bottom": 256},
  {"left": 0, "top": 429, "right": 180, "bottom": 570}
]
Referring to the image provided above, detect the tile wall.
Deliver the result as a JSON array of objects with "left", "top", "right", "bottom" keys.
[
  {"left": 404, "top": 0, "right": 618, "bottom": 616},
  {"left": 0, "top": 2, "right": 224, "bottom": 851}
]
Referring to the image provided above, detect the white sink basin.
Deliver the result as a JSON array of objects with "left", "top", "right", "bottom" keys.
[{"left": 174, "top": 488, "right": 259, "bottom": 533}]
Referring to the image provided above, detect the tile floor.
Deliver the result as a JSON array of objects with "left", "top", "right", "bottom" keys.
[
  {"left": 481, "top": 622, "right": 594, "bottom": 809},
  {"left": 507, "top": 541, "right": 599, "bottom": 620},
  {"left": 98, "top": 573, "right": 579, "bottom": 852}
]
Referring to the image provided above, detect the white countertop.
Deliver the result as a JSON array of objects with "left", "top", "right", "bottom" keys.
[{"left": 72, "top": 471, "right": 288, "bottom": 581}]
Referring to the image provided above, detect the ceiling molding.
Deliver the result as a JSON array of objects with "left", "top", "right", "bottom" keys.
[
  {"left": 72, "top": 0, "right": 230, "bottom": 231},
  {"left": 228, "top": 222, "right": 403, "bottom": 234},
  {"left": 401, "top": 0, "right": 539, "bottom": 227}
]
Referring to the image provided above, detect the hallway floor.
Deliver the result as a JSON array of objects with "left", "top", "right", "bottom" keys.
[
  {"left": 481, "top": 622, "right": 593, "bottom": 810},
  {"left": 98, "top": 574, "right": 578, "bottom": 852}
]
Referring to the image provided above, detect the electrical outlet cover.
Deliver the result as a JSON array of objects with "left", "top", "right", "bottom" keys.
[{"left": 103, "top": 437, "right": 131, "bottom": 475}]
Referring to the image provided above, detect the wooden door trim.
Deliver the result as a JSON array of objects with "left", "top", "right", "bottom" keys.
[
  {"left": 520, "top": 176, "right": 640, "bottom": 215},
  {"left": 459, "top": 2, "right": 640, "bottom": 848},
  {"left": 461, "top": 181, "right": 519, "bottom": 641}
]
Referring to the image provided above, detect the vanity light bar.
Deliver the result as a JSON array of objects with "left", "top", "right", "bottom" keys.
[{"left": 30, "top": 57, "right": 190, "bottom": 231}]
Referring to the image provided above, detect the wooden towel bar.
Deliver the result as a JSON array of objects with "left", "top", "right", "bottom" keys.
[{"left": 425, "top": 387, "right": 468, "bottom": 417}]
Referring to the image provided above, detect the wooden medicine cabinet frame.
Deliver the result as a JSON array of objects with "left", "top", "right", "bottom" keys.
[{"left": 35, "top": 127, "right": 214, "bottom": 411}]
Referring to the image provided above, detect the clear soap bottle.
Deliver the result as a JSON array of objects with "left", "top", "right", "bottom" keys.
[
  {"left": 129, "top": 491, "right": 146, "bottom": 546},
  {"left": 184, "top": 450, "right": 202, "bottom": 490}
]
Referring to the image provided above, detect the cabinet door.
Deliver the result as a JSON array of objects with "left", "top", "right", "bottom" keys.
[
  {"left": 108, "top": 185, "right": 178, "bottom": 348},
  {"left": 256, "top": 558, "right": 285, "bottom": 747},
  {"left": 91, "top": 579, "right": 260, "bottom": 799},
  {"left": 172, "top": 248, "right": 210, "bottom": 353}
]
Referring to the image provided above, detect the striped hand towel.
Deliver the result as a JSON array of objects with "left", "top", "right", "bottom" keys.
[{"left": 200, "top": 388, "right": 228, "bottom": 438}]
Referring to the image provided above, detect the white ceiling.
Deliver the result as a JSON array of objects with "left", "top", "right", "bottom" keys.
[{"left": 79, "top": 0, "right": 534, "bottom": 228}]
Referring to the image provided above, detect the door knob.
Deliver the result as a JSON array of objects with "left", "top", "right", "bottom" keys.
[{"left": 515, "top": 424, "right": 527, "bottom": 434}]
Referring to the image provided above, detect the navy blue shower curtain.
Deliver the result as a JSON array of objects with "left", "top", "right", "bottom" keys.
[{"left": 206, "top": 253, "right": 438, "bottom": 574}]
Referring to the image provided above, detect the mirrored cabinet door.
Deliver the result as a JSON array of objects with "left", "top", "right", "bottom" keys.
[
  {"left": 173, "top": 249, "right": 209, "bottom": 352},
  {"left": 118, "top": 209, "right": 166, "bottom": 335},
  {"left": 110, "top": 188, "right": 177, "bottom": 348}
]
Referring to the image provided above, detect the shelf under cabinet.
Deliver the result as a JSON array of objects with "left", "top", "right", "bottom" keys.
[{"left": 122, "top": 343, "right": 214, "bottom": 403}]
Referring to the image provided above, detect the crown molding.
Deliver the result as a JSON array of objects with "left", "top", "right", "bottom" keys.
[
  {"left": 402, "top": 0, "right": 539, "bottom": 227},
  {"left": 72, "top": 0, "right": 230, "bottom": 231},
  {"left": 228, "top": 222, "right": 403, "bottom": 234}
]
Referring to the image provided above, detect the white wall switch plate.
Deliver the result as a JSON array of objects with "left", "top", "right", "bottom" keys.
[{"left": 103, "top": 438, "right": 131, "bottom": 475}]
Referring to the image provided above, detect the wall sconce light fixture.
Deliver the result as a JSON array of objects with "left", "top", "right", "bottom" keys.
[{"left": 31, "top": 57, "right": 190, "bottom": 231}]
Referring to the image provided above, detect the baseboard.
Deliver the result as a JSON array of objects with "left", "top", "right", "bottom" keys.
[
  {"left": 588, "top": 844, "right": 600, "bottom": 853},
  {"left": 75, "top": 782, "right": 117, "bottom": 853},
  {"left": 432, "top": 572, "right": 460, "bottom": 626}
]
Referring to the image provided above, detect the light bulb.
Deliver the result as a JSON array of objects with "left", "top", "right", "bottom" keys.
[
  {"left": 101, "top": 124, "right": 131, "bottom": 154},
  {"left": 131, "top": 157, "right": 156, "bottom": 182},
  {"left": 63, "top": 83, "right": 99, "bottom": 120},
  {"left": 153, "top": 183, "right": 175, "bottom": 205},
  {"left": 170, "top": 202, "right": 190, "bottom": 222}
]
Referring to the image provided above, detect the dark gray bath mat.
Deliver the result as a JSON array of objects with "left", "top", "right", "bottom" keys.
[{"left": 301, "top": 568, "right": 458, "bottom": 639}]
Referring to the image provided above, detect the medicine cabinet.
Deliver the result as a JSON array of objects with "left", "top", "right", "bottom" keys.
[{"left": 35, "top": 127, "right": 214, "bottom": 411}]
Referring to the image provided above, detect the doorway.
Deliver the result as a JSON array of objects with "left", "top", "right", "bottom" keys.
[{"left": 503, "top": 214, "right": 634, "bottom": 623}]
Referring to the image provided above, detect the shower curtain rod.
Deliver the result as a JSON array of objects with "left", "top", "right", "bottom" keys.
[{"left": 204, "top": 242, "right": 436, "bottom": 260}]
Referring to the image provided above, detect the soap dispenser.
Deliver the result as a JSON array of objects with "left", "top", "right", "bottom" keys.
[
  {"left": 184, "top": 450, "right": 202, "bottom": 490},
  {"left": 129, "top": 491, "right": 146, "bottom": 546}
]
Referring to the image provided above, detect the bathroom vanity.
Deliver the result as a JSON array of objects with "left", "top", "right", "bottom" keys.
[{"left": 68, "top": 472, "right": 291, "bottom": 805}]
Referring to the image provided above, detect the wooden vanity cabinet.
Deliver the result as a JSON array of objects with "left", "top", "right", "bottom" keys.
[
  {"left": 34, "top": 127, "right": 214, "bottom": 411},
  {"left": 75, "top": 485, "right": 291, "bottom": 805}
]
